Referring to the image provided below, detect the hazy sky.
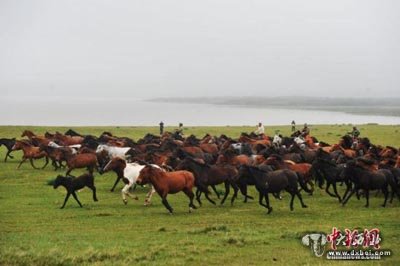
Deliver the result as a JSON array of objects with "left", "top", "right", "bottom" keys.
[{"left": 1, "top": 0, "right": 399, "bottom": 99}]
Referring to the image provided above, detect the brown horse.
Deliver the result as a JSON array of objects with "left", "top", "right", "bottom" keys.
[
  {"left": 330, "top": 144, "right": 356, "bottom": 158},
  {"left": 216, "top": 149, "right": 252, "bottom": 166},
  {"left": 60, "top": 149, "right": 98, "bottom": 176},
  {"left": 21, "top": 130, "right": 51, "bottom": 146},
  {"left": 238, "top": 135, "right": 271, "bottom": 148},
  {"left": 136, "top": 165, "right": 197, "bottom": 214},
  {"left": 54, "top": 132, "right": 84, "bottom": 146},
  {"left": 12, "top": 140, "right": 49, "bottom": 169}
]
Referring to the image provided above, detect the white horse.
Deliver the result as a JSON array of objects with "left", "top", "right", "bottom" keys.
[
  {"left": 48, "top": 141, "right": 80, "bottom": 154},
  {"left": 103, "top": 158, "right": 162, "bottom": 205},
  {"left": 96, "top": 144, "right": 133, "bottom": 159}
]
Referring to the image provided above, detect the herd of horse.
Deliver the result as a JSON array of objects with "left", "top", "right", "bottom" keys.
[{"left": 1, "top": 129, "right": 399, "bottom": 214}]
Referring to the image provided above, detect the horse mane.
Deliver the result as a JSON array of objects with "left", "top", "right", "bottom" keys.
[{"left": 386, "top": 146, "right": 398, "bottom": 152}]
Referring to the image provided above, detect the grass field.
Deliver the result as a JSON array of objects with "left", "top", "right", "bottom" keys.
[{"left": 0, "top": 125, "right": 399, "bottom": 265}]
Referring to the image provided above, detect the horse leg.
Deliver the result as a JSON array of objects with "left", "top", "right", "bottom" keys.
[
  {"left": 17, "top": 158, "right": 27, "bottom": 169},
  {"left": 41, "top": 156, "right": 49, "bottom": 169},
  {"left": 382, "top": 186, "right": 389, "bottom": 207},
  {"left": 87, "top": 165, "right": 94, "bottom": 175},
  {"left": 211, "top": 185, "right": 220, "bottom": 199},
  {"left": 29, "top": 158, "right": 40, "bottom": 169},
  {"left": 161, "top": 196, "right": 173, "bottom": 214},
  {"left": 364, "top": 189, "right": 369, "bottom": 208},
  {"left": 66, "top": 167, "right": 73, "bottom": 176},
  {"left": 239, "top": 184, "right": 250, "bottom": 203},
  {"left": 230, "top": 183, "right": 239, "bottom": 206},
  {"left": 295, "top": 190, "right": 308, "bottom": 208},
  {"left": 61, "top": 193, "right": 71, "bottom": 209},
  {"left": 5, "top": 150, "right": 13, "bottom": 162},
  {"left": 71, "top": 192, "right": 83, "bottom": 207},
  {"left": 144, "top": 185, "right": 156, "bottom": 206},
  {"left": 265, "top": 193, "right": 273, "bottom": 214},
  {"left": 332, "top": 183, "right": 342, "bottom": 202},
  {"left": 258, "top": 191, "right": 268, "bottom": 208},
  {"left": 183, "top": 188, "right": 197, "bottom": 212},
  {"left": 325, "top": 183, "right": 337, "bottom": 198},
  {"left": 342, "top": 182, "right": 352, "bottom": 201},
  {"left": 110, "top": 177, "right": 121, "bottom": 192},
  {"left": 342, "top": 187, "right": 357, "bottom": 206},
  {"left": 121, "top": 184, "right": 130, "bottom": 204},
  {"left": 195, "top": 188, "right": 202, "bottom": 206},
  {"left": 87, "top": 184, "right": 98, "bottom": 202},
  {"left": 220, "top": 181, "right": 230, "bottom": 205},
  {"left": 204, "top": 189, "right": 216, "bottom": 205},
  {"left": 289, "top": 191, "right": 295, "bottom": 211}
]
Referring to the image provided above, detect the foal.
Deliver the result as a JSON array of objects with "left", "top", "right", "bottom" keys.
[
  {"left": 53, "top": 173, "right": 98, "bottom": 209},
  {"left": 136, "top": 165, "right": 197, "bottom": 214}
]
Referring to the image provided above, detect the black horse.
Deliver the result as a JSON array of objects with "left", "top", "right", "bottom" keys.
[
  {"left": 311, "top": 155, "right": 349, "bottom": 202},
  {"left": 176, "top": 157, "right": 239, "bottom": 206},
  {"left": 64, "top": 129, "right": 84, "bottom": 137},
  {"left": 341, "top": 161, "right": 398, "bottom": 207},
  {"left": 53, "top": 173, "right": 98, "bottom": 209},
  {"left": 237, "top": 165, "right": 308, "bottom": 214},
  {"left": 0, "top": 138, "right": 16, "bottom": 162}
]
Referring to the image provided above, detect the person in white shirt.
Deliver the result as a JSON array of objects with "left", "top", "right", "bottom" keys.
[{"left": 254, "top": 122, "right": 265, "bottom": 135}]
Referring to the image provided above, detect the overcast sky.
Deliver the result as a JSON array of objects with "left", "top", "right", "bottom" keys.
[{"left": 1, "top": 0, "right": 399, "bottom": 99}]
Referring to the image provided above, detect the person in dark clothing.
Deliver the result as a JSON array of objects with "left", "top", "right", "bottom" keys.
[
  {"left": 291, "top": 120, "right": 296, "bottom": 132},
  {"left": 176, "top": 123, "right": 183, "bottom": 135},
  {"left": 301, "top": 123, "right": 310, "bottom": 137},
  {"left": 159, "top": 121, "right": 164, "bottom": 135},
  {"left": 349, "top": 126, "right": 360, "bottom": 139}
]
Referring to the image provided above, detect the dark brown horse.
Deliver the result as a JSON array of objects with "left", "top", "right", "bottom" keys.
[
  {"left": 136, "top": 165, "right": 197, "bottom": 214},
  {"left": 0, "top": 138, "right": 16, "bottom": 162},
  {"left": 176, "top": 157, "right": 239, "bottom": 206},
  {"left": 264, "top": 155, "right": 314, "bottom": 194},
  {"left": 12, "top": 140, "right": 49, "bottom": 169}
]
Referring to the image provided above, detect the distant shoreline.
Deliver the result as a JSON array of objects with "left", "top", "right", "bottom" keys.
[{"left": 148, "top": 97, "right": 400, "bottom": 117}]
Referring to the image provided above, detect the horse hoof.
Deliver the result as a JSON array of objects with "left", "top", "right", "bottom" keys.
[
  {"left": 134, "top": 197, "right": 139, "bottom": 200},
  {"left": 267, "top": 207, "right": 273, "bottom": 214},
  {"left": 381, "top": 204, "right": 386, "bottom": 208},
  {"left": 302, "top": 205, "right": 308, "bottom": 208},
  {"left": 123, "top": 200, "right": 128, "bottom": 205}
]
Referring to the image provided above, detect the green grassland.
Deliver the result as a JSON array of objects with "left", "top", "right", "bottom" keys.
[{"left": 0, "top": 125, "right": 399, "bottom": 265}]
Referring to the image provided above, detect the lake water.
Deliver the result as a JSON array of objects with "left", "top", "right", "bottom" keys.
[{"left": 1, "top": 97, "right": 399, "bottom": 126}]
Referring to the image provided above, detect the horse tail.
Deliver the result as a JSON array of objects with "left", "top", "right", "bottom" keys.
[{"left": 284, "top": 160, "right": 296, "bottom": 165}]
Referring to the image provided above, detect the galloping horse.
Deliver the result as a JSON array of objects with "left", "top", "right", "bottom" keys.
[
  {"left": 21, "top": 130, "right": 51, "bottom": 146},
  {"left": 0, "top": 138, "right": 16, "bottom": 162},
  {"left": 54, "top": 132, "right": 84, "bottom": 146},
  {"left": 237, "top": 165, "right": 308, "bottom": 214},
  {"left": 12, "top": 140, "right": 49, "bottom": 169},
  {"left": 60, "top": 149, "right": 98, "bottom": 176},
  {"left": 102, "top": 157, "right": 159, "bottom": 205},
  {"left": 176, "top": 157, "right": 239, "bottom": 206},
  {"left": 136, "top": 165, "right": 197, "bottom": 214},
  {"left": 96, "top": 144, "right": 137, "bottom": 160}
]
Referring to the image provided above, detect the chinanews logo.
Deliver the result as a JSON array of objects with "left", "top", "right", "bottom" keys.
[{"left": 301, "top": 228, "right": 392, "bottom": 260}]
